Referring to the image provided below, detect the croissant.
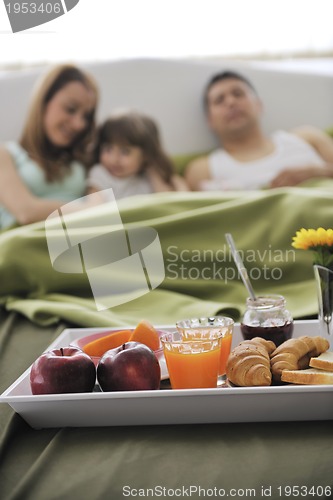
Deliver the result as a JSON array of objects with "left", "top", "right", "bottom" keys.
[
  {"left": 226, "top": 337, "right": 276, "bottom": 386},
  {"left": 270, "top": 336, "right": 329, "bottom": 382}
]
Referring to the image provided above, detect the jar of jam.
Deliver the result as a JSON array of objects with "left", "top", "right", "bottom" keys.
[{"left": 240, "top": 294, "right": 293, "bottom": 347}]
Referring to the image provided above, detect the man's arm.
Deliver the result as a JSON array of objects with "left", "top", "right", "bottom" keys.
[
  {"left": 270, "top": 126, "right": 333, "bottom": 188},
  {"left": 293, "top": 125, "right": 333, "bottom": 163},
  {"left": 184, "top": 156, "right": 211, "bottom": 190}
]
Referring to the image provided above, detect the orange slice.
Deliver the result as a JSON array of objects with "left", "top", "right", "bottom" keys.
[
  {"left": 83, "top": 329, "right": 132, "bottom": 357},
  {"left": 129, "top": 320, "right": 160, "bottom": 351}
]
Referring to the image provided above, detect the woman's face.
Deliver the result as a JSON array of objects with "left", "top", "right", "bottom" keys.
[
  {"left": 43, "top": 81, "right": 96, "bottom": 148},
  {"left": 100, "top": 143, "right": 144, "bottom": 178}
]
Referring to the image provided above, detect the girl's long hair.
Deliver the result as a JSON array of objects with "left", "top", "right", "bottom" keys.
[
  {"left": 20, "top": 64, "right": 98, "bottom": 182},
  {"left": 95, "top": 111, "right": 174, "bottom": 183}
]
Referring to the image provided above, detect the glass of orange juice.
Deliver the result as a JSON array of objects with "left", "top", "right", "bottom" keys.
[
  {"left": 160, "top": 331, "right": 222, "bottom": 389},
  {"left": 176, "top": 316, "right": 234, "bottom": 382}
]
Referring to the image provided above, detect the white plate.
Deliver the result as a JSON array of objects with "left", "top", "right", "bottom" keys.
[{"left": 1, "top": 320, "right": 332, "bottom": 429}]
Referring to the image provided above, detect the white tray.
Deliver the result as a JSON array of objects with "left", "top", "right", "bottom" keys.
[{"left": 1, "top": 320, "right": 332, "bottom": 428}]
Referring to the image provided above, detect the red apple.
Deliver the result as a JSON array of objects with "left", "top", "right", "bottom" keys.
[
  {"left": 97, "top": 341, "right": 161, "bottom": 391},
  {"left": 30, "top": 347, "right": 96, "bottom": 395}
]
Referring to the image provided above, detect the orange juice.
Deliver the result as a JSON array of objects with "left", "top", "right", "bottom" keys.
[
  {"left": 176, "top": 317, "right": 234, "bottom": 379},
  {"left": 162, "top": 337, "right": 221, "bottom": 389}
]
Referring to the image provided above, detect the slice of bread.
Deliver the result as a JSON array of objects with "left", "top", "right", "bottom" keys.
[
  {"left": 281, "top": 368, "right": 333, "bottom": 385},
  {"left": 309, "top": 351, "right": 333, "bottom": 372}
]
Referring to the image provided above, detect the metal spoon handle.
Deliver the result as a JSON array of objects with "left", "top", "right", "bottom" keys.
[{"left": 225, "top": 233, "right": 257, "bottom": 301}]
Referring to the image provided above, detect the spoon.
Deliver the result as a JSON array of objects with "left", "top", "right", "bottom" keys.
[{"left": 225, "top": 233, "right": 257, "bottom": 301}]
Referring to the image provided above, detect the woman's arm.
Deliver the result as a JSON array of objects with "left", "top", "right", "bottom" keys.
[{"left": 0, "top": 148, "right": 105, "bottom": 225}]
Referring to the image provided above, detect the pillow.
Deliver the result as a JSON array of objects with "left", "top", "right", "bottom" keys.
[
  {"left": 326, "top": 126, "right": 333, "bottom": 138},
  {"left": 172, "top": 151, "right": 211, "bottom": 176}
]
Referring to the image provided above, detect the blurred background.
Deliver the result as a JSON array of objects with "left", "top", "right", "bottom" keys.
[{"left": 0, "top": 0, "right": 332, "bottom": 72}]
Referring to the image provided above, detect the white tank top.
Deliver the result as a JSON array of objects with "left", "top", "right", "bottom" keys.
[{"left": 206, "top": 130, "right": 325, "bottom": 190}]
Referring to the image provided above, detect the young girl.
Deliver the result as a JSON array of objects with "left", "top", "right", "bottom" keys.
[{"left": 87, "top": 111, "right": 188, "bottom": 200}]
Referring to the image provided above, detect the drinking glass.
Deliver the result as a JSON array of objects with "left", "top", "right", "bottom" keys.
[
  {"left": 176, "top": 316, "right": 234, "bottom": 381},
  {"left": 160, "top": 331, "right": 221, "bottom": 389}
]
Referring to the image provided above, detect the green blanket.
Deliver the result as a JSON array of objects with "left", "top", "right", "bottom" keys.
[{"left": 1, "top": 180, "right": 332, "bottom": 328}]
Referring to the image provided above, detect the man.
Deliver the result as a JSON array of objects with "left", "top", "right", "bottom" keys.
[{"left": 185, "top": 71, "right": 333, "bottom": 191}]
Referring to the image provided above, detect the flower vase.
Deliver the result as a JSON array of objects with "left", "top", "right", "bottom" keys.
[{"left": 313, "top": 264, "right": 333, "bottom": 336}]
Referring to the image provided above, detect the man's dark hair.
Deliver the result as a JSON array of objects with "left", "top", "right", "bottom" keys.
[{"left": 204, "top": 70, "right": 257, "bottom": 110}]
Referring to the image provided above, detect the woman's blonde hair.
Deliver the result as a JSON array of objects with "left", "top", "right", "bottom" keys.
[
  {"left": 20, "top": 64, "right": 98, "bottom": 181},
  {"left": 95, "top": 111, "right": 174, "bottom": 183}
]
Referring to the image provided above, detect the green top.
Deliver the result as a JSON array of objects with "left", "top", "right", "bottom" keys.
[{"left": 0, "top": 142, "right": 86, "bottom": 229}]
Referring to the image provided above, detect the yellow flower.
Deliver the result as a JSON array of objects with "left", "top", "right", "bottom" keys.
[
  {"left": 292, "top": 227, "right": 333, "bottom": 250},
  {"left": 292, "top": 227, "right": 333, "bottom": 269}
]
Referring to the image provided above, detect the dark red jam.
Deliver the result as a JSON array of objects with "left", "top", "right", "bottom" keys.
[{"left": 240, "top": 321, "right": 294, "bottom": 347}]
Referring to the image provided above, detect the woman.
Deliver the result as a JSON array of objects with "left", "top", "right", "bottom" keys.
[{"left": 0, "top": 64, "right": 98, "bottom": 229}]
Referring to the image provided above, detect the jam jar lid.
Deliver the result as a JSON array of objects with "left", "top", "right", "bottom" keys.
[{"left": 245, "top": 294, "right": 286, "bottom": 310}]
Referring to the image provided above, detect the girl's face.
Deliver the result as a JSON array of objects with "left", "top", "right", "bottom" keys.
[
  {"left": 43, "top": 81, "right": 96, "bottom": 148},
  {"left": 100, "top": 143, "right": 144, "bottom": 178}
]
